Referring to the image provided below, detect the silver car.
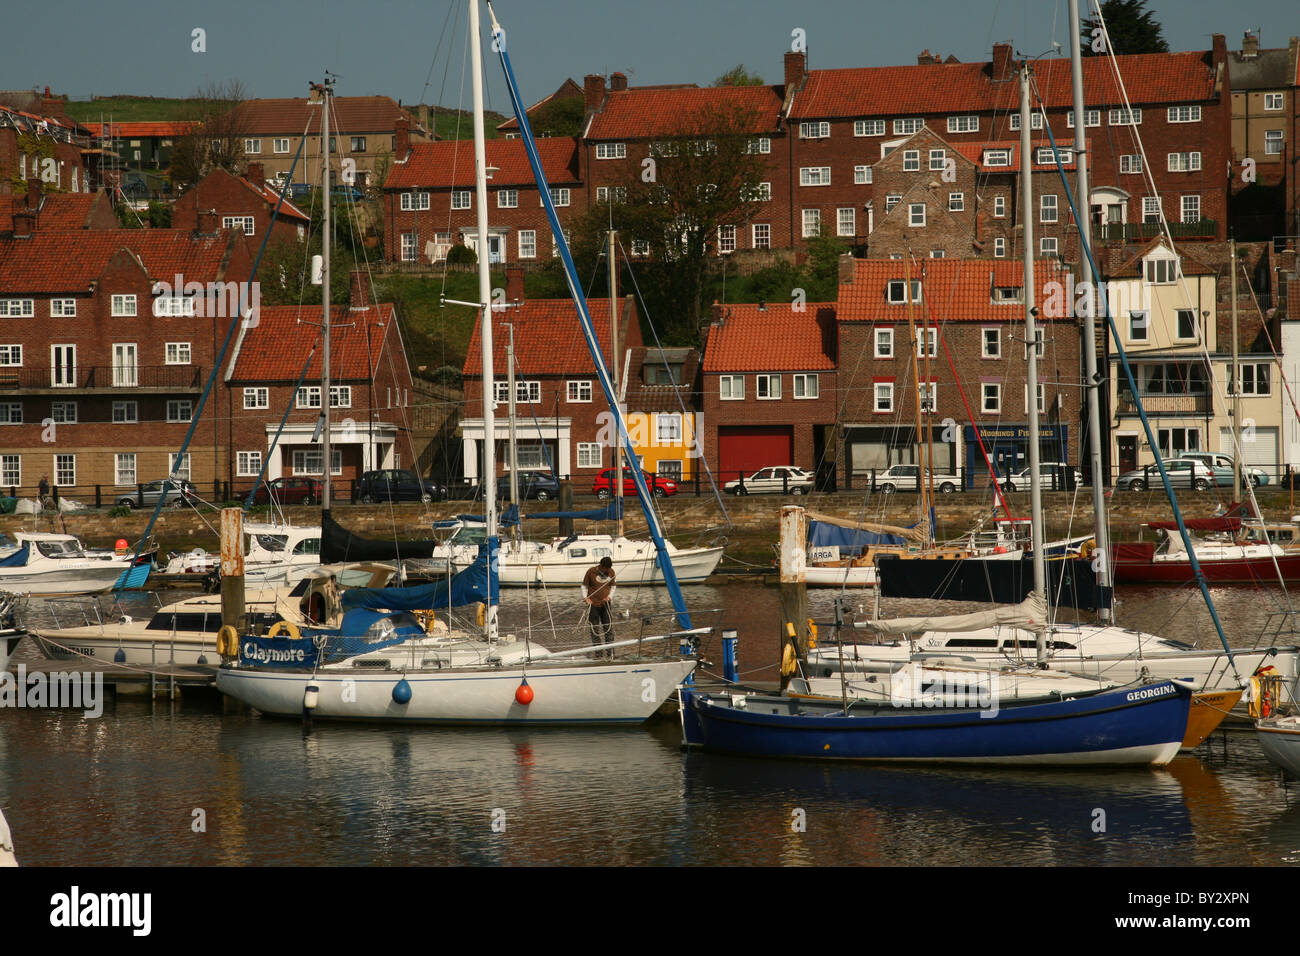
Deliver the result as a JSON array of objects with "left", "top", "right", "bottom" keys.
[
  {"left": 1117, "top": 459, "right": 1214, "bottom": 492},
  {"left": 724, "top": 466, "right": 814, "bottom": 495}
]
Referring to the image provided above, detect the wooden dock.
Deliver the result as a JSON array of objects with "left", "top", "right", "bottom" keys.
[{"left": 5, "top": 656, "right": 217, "bottom": 698}]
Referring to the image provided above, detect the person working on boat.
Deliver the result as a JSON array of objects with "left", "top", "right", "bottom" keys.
[{"left": 582, "top": 556, "right": 616, "bottom": 656}]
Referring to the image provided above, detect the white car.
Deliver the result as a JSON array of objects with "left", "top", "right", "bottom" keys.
[
  {"left": 1000, "top": 463, "right": 1083, "bottom": 492},
  {"left": 876, "top": 464, "right": 961, "bottom": 494},
  {"left": 724, "top": 466, "right": 814, "bottom": 495}
]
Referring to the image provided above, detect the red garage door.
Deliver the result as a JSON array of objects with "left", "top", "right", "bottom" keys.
[{"left": 718, "top": 425, "right": 794, "bottom": 476}]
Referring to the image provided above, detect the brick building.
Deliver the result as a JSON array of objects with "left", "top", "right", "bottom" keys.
[
  {"left": 83, "top": 121, "right": 193, "bottom": 173},
  {"left": 172, "top": 163, "right": 310, "bottom": 246},
  {"left": 1, "top": 106, "right": 95, "bottom": 194},
  {"left": 1, "top": 179, "right": 116, "bottom": 236},
  {"left": 1227, "top": 32, "right": 1299, "bottom": 239}
]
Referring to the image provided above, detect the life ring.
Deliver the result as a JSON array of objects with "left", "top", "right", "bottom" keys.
[
  {"left": 216, "top": 624, "right": 239, "bottom": 658},
  {"left": 780, "top": 641, "right": 798, "bottom": 677},
  {"left": 267, "top": 620, "right": 302, "bottom": 640}
]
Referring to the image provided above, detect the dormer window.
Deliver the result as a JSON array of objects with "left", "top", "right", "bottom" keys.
[
  {"left": 1145, "top": 257, "right": 1178, "bottom": 284},
  {"left": 886, "top": 280, "right": 922, "bottom": 304},
  {"left": 984, "top": 148, "right": 1011, "bottom": 167},
  {"left": 992, "top": 286, "right": 1022, "bottom": 303}
]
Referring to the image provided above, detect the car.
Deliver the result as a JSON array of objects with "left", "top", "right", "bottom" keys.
[
  {"left": 287, "top": 183, "right": 312, "bottom": 199},
  {"left": 330, "top": 186, "right": 364, "bottom": 202},
  {"left": 352, "top": 469, "right": 443, "bottom": 503},
  {"left": 724, "top": 466, "right": 814, "bottom": 496},
  {"left": 592, "top": 468, "right": 677, "bottom": 499},
  {"left": 250, "top": 477, "right": 322, "bottom": 506},
  {"left": 115, "top": 479, "right": 197, "bottom": 509},
  {"left": 497, "top": 471, "right": 560, "bottom": 501},
  {"left": 875, "top": 464, "right": 961, "bottom": 494},
  {"left": 1175, "top": 453, "right": 1270, "bottom": 489},
  {"left": 999, "top": 463, "right": 1082, "bottom": 492},
  {"left": 1117, "top": 459, "right": 1215, "bottom": 492}
]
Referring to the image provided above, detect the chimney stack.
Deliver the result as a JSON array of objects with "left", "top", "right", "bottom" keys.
[
  {"left": 610, "top": 72, "right": 628, "bottom": 92},
  {"left": 917, "top": 50, "right": 942, "bottom": 65},
  {"left": 1242, "top": 31, "right": 1259, "bottom": 58},
  {"left": 350, "top": 269, "right": 372, "bottom": 310},
  {"left": 838, "top": 252, "right": 856, "bottom": 285},
  {"left": 584, "top": 74, "right": 607, "bottom": 113},
  {"left": 196, "top": 209, "right": 218, "bottom": 235},
  {"left": 992, "top": 43, "right": 1014, "bottom": 82},
  {"left": 505, "top": 265, "right": 525, "bottom": 303},
  {"left": 12, "top": 212, "right": 34, "bottom": 238},
  {"left": 26, "top": 178, "right": 42, "bottom": 212},
  {"left": 394, "top": 117, "right": 410, "bottom": 158},
  {"left": 784, "top": 50, "right": 807, "bottom": 92},
  {"left": 246, "top": 162, "right": 264, "bottom": 183}
]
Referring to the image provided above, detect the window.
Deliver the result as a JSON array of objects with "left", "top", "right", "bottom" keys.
[
  {"left": 1264, "top": 93, "right": 1283, "bottom": 111},
  {"left": 51, "top": 401, "right": 76, "bottom": 423},
  {"left": 350, "top": 136, "right": 366, "bottom": 153},
  {"left": 656, "top": 413, "right": 683, "bottom": 443},
  {"left": 1181, "top": 195, "right": 1200, "bottom": 223},
  {"left": 874, "top": 382, "right": 894, "bottom": 412},
  {"left": 576, "top": 443, "right": 602, "bottom": 468},
  {"left": 1265, "top": 130, "right": 1283, "bottom": 155},
  {"left": 1040, "top": 194, "right": 1058, "bottom": 223},
  {"left": 741, "top": 182, "right": 772, "bottom": 202},
  {"left": 326, "top": 386, "right": 350, "bottom": 409},
  {"left": 902, "top": 150, "right": 920, "bottom": 172},
  {"left": 296, "top": 386, "right": 321, "bottom": 408},
  {"left": 719, "top": 375, "right": 744, "bottom": 400},
  {"left": 595, "top": 142, "right": 626, "bottom": 159},
  {"left": 153, "top": 296, "right": 195, "bottom": 317},
  {"left": 629, "top": 239, "right": 650, "bottom": 257},
  {"left": 793, "top": 374, "right": 819, "bottom": 399},
  {"left": 756, "top": 374, "right": 782, "bottom": 400},
  {"left": 596, "top": 185, "right": 628, "bottom": 203},
  {"left": 1009, "top": 112, "right": 1044, "bottom": 131},
  {"left": 648, "top": 141, "right": 679, "bottom": 158},
  {"left": 518, "top": 230, "right": 536, "bottom": 259},
  {"left": 492, "top": 381, "right": 541, "bottom": 404},
  {"left": 1067, "top": 109, "right": 1101, "bottom": 128},
  {"left": 984, "top": 149, "right": 1011, "bottom": 167},
  {"left": 885, "top": 193, "right": 902, "bottom": 213},
  {"left": 162, "top": 399, "right": 192, "bottom": 424},
  {"left": 854, "top": 120, "right": 885, "bottom": 136},
  {"left": 1241, "top": 364, "right": 1271, "bottom": 395},
  {"left": 1109, "top": 108, "right": 1142, "bottom": 126},
  {"left": 1, "top": 455, "right": 19, "bottom": 485},
  {"left": 713, "top": 224, "right": 736, "bottom": 254},
  {"left": 165, "top": 342, "right": 191, "bottom": 365},
  {"left": 566, "top": 380, "right": 592, "bottom": 403},
  {"left": 548, "top": 187, "right": 571, "bottom": 207},
  {"left": 947, "top": 115, "right": 978, "bottom": 133},
  {"left": 916, "top": 328, "right": 937, "bottom": 357},
  {"left": 112, "top": 401, "right": 137, "bottom": 423},
  {"left": 886, "top": 280, "right": 922, "bottom": 304},
  {"left": 0, "top": 345, "right": 21, "bottom": 366},
  {"left": 1145, "top": 257, "right": 1178, "bottom": 284},
  {"left": 222, "top": 215, "right": 255, "bottom": 235},
  {"left": 237, "top": 451, "right": 263, "bottom": 477},
  {"left": 1168, "top": 105, "right": 1201, "bottom": 123},
  {"left": 292, "top": 448, "right": 343, "bottom": 476},
  {"left": 1157, "top": 427, "right": 1200, "bottom": 457},
  {"left": 909, "top": 203, "right": 926, "bottom": 227},
  {"left": 918, "top": 381, "right": 937, "bottom": 413},
  {"left": 451, "top": 190, "right": 471, "bottom": 210},
  {"left": 930, "top": 250, "right": 945, "bottom": 258},
  {"left": 168, "top": 452, "right": 192, "bottom": 481},
  {"left": 993, "top": 195, "right": 1006, "bottom": 218},
  {"left": 1041, "top": 237, "right": 1058, "bottom": 257},
  {"left": 993, "top": 237, "right": 1006, "bottom": 258},
  {"left": 0, "top": 403, "right": 21, "bottom": 425},
  {"left": 51, "top": 299, "right": 76, "bottom": 317},
  {"left": 800, "top": 167, "right": 831, "bottom": 186},
  {"left": 981, "top": 383, "right": 1001, "bottom": 413},
  {"left": 854, "top": 165, "right": 872, "bottom": 184},
  {"left": 1129, "top": 311, "right": 1149, "bottom": 341},
  {"left": 982, "top": 328, "right": 1001, "bottom": 358},
  {"left": 55, "top": 454, "right": 75, "bottom": 486},
  {"left": 875, "top": 328, "right": 894, "bottom": 358},
  {"left": 1024, "top": 383, "right": 1046, "bottom": 414},
  {"left": 802, "top": 209, "right": 821, "bottom": 238},
  {"left": 0, "top": 299, "right": 34, "bottom": 317},
  {"left": 115, "top": 453, "right": 136, "bottom": 486},
  {"left": 244, "top": 138, "right": 261, "bottom": 154},
  {"left": 1176, "top": 309, "right": 1197, "bottom": 340},
  {"left": 1143, "top": 196, "right": 1161, "bottom": 223},
  {"left": 1036, "top": 147, "right": 1072, "bottom": 165},
  {"left": 244, "top": 387, "right": 269, "bottom": 409},
  {"left": 400, "top": 232, "right": 417, "bottom": 261},
  {"left": 799, "top": 122, "right": 830, "bottom": 139},
  {"left": 111, "top": 294, "right": 137, "bottom": 316},
  {"left": 752, "top": 224, "right": 770, "bottom": 249},
  {"left": 400, "top": 191, "right": 430, "bottom": 211},
  {"left": 274, "top": 138, "right": 290, "bottom": 154},
  {"left": 948, "top": 192, "right": 964, "bottom": 212},
  {"left": 1167, "top": 152, "right": 1202, "bottom": 172},
  {"left": 1023, "top": 330, "right": 1045, "bottom": 359},
  {"left": 893, "top": 118, "right": 924, "bottom": 135},
  {"left": 745, "top": 138, "right": 771, "bottom": 154},
  {"left": 1120, "top": 154, "right": 1143, "bottom": 174},
  {"left": 837, "top": 208, "right": 855, "bottom": 236}
]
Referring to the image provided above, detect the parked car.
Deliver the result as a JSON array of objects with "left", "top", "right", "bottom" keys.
[
  {"left": 353, "top": 469, "right": 443, "bottom": 503},
  {"left": 724, "top": 466, "right": 814, "bottom": 496},
  {"left": 1117, "top": 459, "right": 1214, "bottom": 492},
  {"left": 287, "top": 183, "right": 312, "bottom": 199},
  {"left": 497, "top": 471, "right": 560, "bottom": 501},
  {"left": 875, "top": 464, "right": 961, "bottom": 494},
  {"left": 592, "top": 468, "right": 677, "bottom": 499},
  {"left": 999, "top": 463, "right": 1082, "bottom": 492},
  {"left": 1175, "top": 452, "right": 1270, "bottom": 489},
  {"left": 115, "top": 479, "right": 197, "bottom": 509},
  {"left": 330, "top": 186, "right": 364, "bottom": 202},
  {"left": 250, "top": 477, "right": 322, "bottom": 506}
]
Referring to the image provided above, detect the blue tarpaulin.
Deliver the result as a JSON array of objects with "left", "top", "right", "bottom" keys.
[
  {"left": 524, "top": 499, "right": 622, "bottom": 522},
  {"left": 807, "top": 519, "right": 918, "bottom": 554},
  {"left": 0, "top": 544, "right": 29, "bottom": 567},
  {"left": 342, "top": 538, "right": 499, "bottom": 612}
]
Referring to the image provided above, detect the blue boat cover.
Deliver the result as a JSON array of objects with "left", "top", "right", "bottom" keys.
[
  {"left": 808, "top": 518, "right": 917, "bottom": 553},
  {"left": 524, "top": 499, "right": 622, "bottom": 522},
  {"left": 341, "top": 537, "right": 499, "bottom": 612},
  {"left": 113, "top": 563, "right": 151, "bottom": 590},
  {"left": 0, "top": 543, "right": 29, "bottom": 567},
  {"left": 238, "top": 609, "right": 425, "bottom": 669}
]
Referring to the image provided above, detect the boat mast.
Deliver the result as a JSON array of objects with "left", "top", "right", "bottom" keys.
[
  {"left": 610, "top": 228, "right": 624, "bottom": 538},
  {"left": 320, "top": 76, "right": 333, "bottom": 511},
  {"left": 471, "top": 0, "right": 498, "bottom": 641},
  {"left": 904, "top": 254, "right": 930, "bottom": 540},
  {"left": 507, "top": 321, "right": 520, "bottom": 545},
  {"left": 1019, "top": 61, "right": 1048, "bottom": 659},
  {"left": 1231, "top": 238, "right": 1241, "bottom": 493},
  {"left": 1069, "top": 0, "right": 1112, "bottom": 622}
]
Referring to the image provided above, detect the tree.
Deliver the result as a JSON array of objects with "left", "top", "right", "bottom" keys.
[
  {"left": 1081, "top": 0, "right": 1169, "bottom": 55},
  {"left": 529, "top": 95, "right": 584, "bottom": 137},
  {"left": 714, "top": 64, "right": 765, "bottom": 87},
  {"left": 170, "top": 80, "right": 250, "bottom": 190}
]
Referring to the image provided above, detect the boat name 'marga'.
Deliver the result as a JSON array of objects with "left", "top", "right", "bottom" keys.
[
  {"left": 1125, "top": 685, "right": 1173, "bottom": 702},
  {"left": 242, "top": 642, "right": 307, "bottom": 664}
]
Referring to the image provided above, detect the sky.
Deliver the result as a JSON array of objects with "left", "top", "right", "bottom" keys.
[{"left": 6, "top": 1, "right": 1298, "bottom": 109}]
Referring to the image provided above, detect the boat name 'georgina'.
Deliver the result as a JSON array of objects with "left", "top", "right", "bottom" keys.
[{"left": 1125, "top": 685, "right": 1173, "bottom": 702}]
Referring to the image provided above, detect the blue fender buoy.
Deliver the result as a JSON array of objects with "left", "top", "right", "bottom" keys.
[
  {"left": 392, "top": 678, "right": 412, "bottom": 704},
  {"left": 196, "top": 654, "right": 209, "bottom": 666},
  {"left": 113, "top": 648, "right": 126, "bottom": 663}
]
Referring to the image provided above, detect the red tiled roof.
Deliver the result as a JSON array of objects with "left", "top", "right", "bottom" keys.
[
  {"left": 462, "top": 299, "right": 622, "bottom": 377},
  {"left": 1109, "top": 237, "right": 1215, "bottom": 277},
  {"left": 84, "top": 121, "right": 194, "bottom": 138},
  {"left": 0, "top": 230, "right": 243, "bottom": 293},
  {"left": 587, "top": 85, "right": 786, "bottom": 139},
  {"left": 702, "top": 303, "right": 837, "bottom": 372},
  {"left": 0, "top": 192, "right": 108, "bottom": 230},
  {"left": 950, "top": 139, "right": 1080, "bottom": 171},
  {"left": 240, "top": 175, "right": 310, "bottom": 222},
  {"left": 838, "top": 258, "right": 1072, "bottom": 322},
  {"left": 385, "top": 137, "right": 579, "bottom": 190},
  {"left": 232, "top": 96, "right": 422, "bottom": 136},
  {"left": 229, "top": 303, "right": 395, "bottom": 381},
  {"left": 790, "top": 50, "right": 1217, "bottom": 119}
]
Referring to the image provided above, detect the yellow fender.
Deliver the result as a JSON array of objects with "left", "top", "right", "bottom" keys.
[
  {"left": 216, "top": 624, "right": 239, "bottom": 658},
  {"left": 1079, "top": 538, "right": 1096, "bottom": 561},
  {"left": 780, "top": 641, "right": 798, "bottom": 677},
  {"left": 267, "top": 620, "right": 301, "bottom": 640},
  {"left": 476, "top": 602, "right": 487, "bottom": 628},
  {"left": 806, "top": 618, "right": 818, "bottom": 649}
]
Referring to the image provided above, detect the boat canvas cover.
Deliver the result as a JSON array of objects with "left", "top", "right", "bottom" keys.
[
  {"left": 321, "top": 509, "right": 438, "bottom": 563},
  {"left": 860, "top": 594, "right": 1050, "bottom": 635},
  {"left": 342, "top": 538, "right": 499, "bottom": 612},
  {"left": 524, "top": 500, "right": 623, "bottom": 522},
  {"left": 1147, "top": 517, "right": 1240, "bottom": 533},
  {"left": 0, "top": 544, "right": 29, "bottom": 567},
  {"left": 876, "top": 555, "right": 1112, "bottom": 610},
  {"left": 806, "top": 512, "right": 926, "bottom": 553},
  {"left": 238, "top": 609, "right": 423, "bottom": 670}
]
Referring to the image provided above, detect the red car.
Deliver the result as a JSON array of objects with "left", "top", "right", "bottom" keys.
[
  {"left": 592, "top": 468, "right": 677, "bottom": 499},
  {"left": 251, "top": 477, "right": 323, "bottom": 505}
]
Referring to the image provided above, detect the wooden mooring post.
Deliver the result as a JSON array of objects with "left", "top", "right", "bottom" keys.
[{"left": 778, "top": 506, "right": 808, "bottom": 691}]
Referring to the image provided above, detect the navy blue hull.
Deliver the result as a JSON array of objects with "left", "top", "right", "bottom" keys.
[{"left": 682, "top": 682, "right": 1191, "bottom": 766}]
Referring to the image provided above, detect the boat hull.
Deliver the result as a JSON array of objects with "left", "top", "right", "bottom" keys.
[
  {"left": 1112, "top": 545, "right": 1300, "bottom": 584},
  {"left": 1182, "top": 690, "right": 1242, "bottom": 748},
  {"left": 1256, "top": 717, "right": 1300, "bottom": 776},
  {"left": 681, "top": 681, "right": 1191, "bottom": 766},
  {"left": 0, "top": 564, "right": 137, "bottom": 596},
  {"left": 216, "top": 658, "right": 697, "bottom": 724},
  {"left": 483, "top": 545, "right": 724, "bottom": 586},
  {"left": 805, "top": 564, "right": 875, "bottom": 588},
  {"left": 31, "top": 630, "right": 218, "bottom": 668}
]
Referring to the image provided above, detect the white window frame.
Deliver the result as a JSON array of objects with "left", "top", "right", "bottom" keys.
[
  {"left": 719, "top": 374, "right": 744, "bottom": 400},
  {"left": 1067, "top": 109, "right": 1101, "bottom": 128},
  {"left": 451, "top": 190, "right": 471, "bottom": 210},
  {"left": 948, "top": 192, "right": 964, "bottom": 212},
  {"left": 1264, "top": 93, "right": 1284, "bottom": 112},
  {"left": 400, "top": 232, "right": 418, "bottom": 262},
  {"left": 656, "top": 413, "right": 683, "bottom": 443},
  {"left": 756, "top": 374, "right": 782, "bottom": 400},
  {"left": 576, "top": 443, "right": 603, "bottom": 469},
  {"left": 887, "top": 280, "right": 922, "bottom": 304},
  {"left": 1167, "top": 152, "right": 1202, "bottom": 172},
  {"left": 566, "top": 380, "right": 592, "bottom": 403},
  {"left": 902, "top": 150, "right": 920, "bottom": 172},
  {"left": 112, "top": 400, "right": 138, "bottom": 423},
  {"left": 1167, "top": 105, "right": 1201, "bottom": 123},
  {"left": 244, "top": 387, "right": 269, "bottom": 409},
  {"left": 111, "top": 294, "right": 137, "bottom": 317},
  {"left": 981, "top": 383, "right": 1001, "bottom": 414},
  {"left": 802, "top": 209, "right": 821, "bottom": 238},
  {"left": 50, "top": 401, "right": 76, "bottom": 423},
  {"left": 893, "top": 118, "right": 924, "bottom": 135},
  {"left": 915, "top": 328, "right": 938, "bottom": 358},
  {"left": 0, "top": 344, "right": 21, "bottom": 366},
  {"left": 51, "top": 299, "right": 76, "bottom": 317},
  {"left": 1180, "top": 195, "right": 1201, "bottom": 223},
  {"left": 595, "top": 142, "right": 627, "bottom": 159},
  {"left": 1264, "top": 130, "right": 1283, "bottom": 155},
  {"left": 518, "top": 230, "right": 536, "bottom": 259},
  {"left": 244, "top": 138, "right": 261, "bottom": 154},
  {"left": 222, "top": 215, "right": 255, "bottom": 236},
  {"left": 493, "top": 381, "right": 541, "bottom": 404},
  {"left": 745, "top": 137, "right": 771, "bottom": 154},
  {"left": 1040, "top": 194, "right": 1058, "bottom": 223},
  {"left": 993, "top": 195, "right": 1006, "bottom": 218},
  {"left": 1, "top": 454, "right": 20, "bottom": 486},
  {"left": 874, "top": 382, "right": 894, "bottom": 413},
  {"left": 115, "top": 453, "right": 137, "bottom": 487},
  {"left": 400, "top": 191, "right": 430, "bottom": 211},
  {"left": 1241, "top": 363, "right": 1272, "bottom": 396},
  {"left": 237, "top": 451, "right": 263, "bottom": 477},
  {"left": 166, "top": 400, "right": 193, "bottom": 423},
  {"left": 1108, "top": 107, "right": 1142, "bottom": 126},
  {"left": 837, "top": 208, "right": 855, "bottom": 236},
  {"left": 993, "top": 237, "right": 1006, "bottom": 258},
  {"left": 718, "top": 224, "right": 736, "bottom": 253},
  {"left": 296, "top": 386, "right": 322, "bottom": 409},
  {"left": 981, "top": 328, "right": 1001, "bottom": 358},
  {"left": 1040, "top": 237, "right": 1058, "bottom": 257},
  {"left": 1129, "top": 311, "right": 1150, "bottom": 342},
  {"left": 854, "top": 165, "right": 872, "bottom": 184},
  {"left": 799, "top": 167, "right": 831, "bottom": 186},
  {"left": 548, "top": 187, "right": 571, "bottom": 207},
  {"left": 273, "top": 138, "right": 290, "bottom": 154},
  {"left": 875, "top": 328, "right": 894, "bottom": 358},
  {"left": 0, "top": 402, "right": 21, "bottom": 425},
  {"left": 1120, "top": 154, "right": 1143, "bottom": 174},
  {"left": 799, "top": 122, "right": 830, "bottom": 139},
  {"left": 752, "top": 223, "right": 770, "bottom": 249},
  {"left": 928, "top": 149, "right": 946, "bottom": 171},
  {"left": 918, "top": 381, "right": 937, "bottom": 414},
  {"left": 1024, "top": 383, "right": 1046, "bottom": 415},
  {"left": 164, "top": 342, "right": 191, "bottom": 365},
  {"left": 909, "top": 203, "right": 926, "bottom": 227},
  {"left": 984, "top": 149, "right": 1011, "bottom": 167},
  {"left": 292, "top": 448, "right": 343, "bottom": 476},
  {"left": 947, "top": 115, "right": 978, "bottom": 133},
  {"left": 793, "top": 373, "right": 819, "bottom": 399},
  {"left": 1175, "top": 309, "right": 1197, "bottom": 341},
  {"left": 55, "top": 454, "right": 75, "bottom": 486},
  {"left": 854, "top": 120, "right": 885, "bottom": 137}
]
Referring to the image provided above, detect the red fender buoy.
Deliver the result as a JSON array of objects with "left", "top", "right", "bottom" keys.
[{"left": 515, "top": 679, "right": 534, "bottom": 705}]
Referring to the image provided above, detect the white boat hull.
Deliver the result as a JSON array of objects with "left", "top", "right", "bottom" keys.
[
  {"left": 453, "top": 539, "right": 723, "bottom": 586},
  {"left": 31, "top": 630, "right": 218, "bottom": 668},
  {"left": 1256, "top": 717, "right": 1300, "bottom": 777},
  {"left": 806, "top": 564, "right": 876, "bottom": 588},
  {"left": 216, "top": 657, "right": 697, "bottom": 724},
  {"left": 0, "top": 564, "right": 134, "bottom": 596}
]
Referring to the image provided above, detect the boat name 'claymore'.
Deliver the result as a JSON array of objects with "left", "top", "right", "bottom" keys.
[
  {"left": 1127, "top": 685, "right": 1176, "bottom": 702},
  {"left": 241, "top": 642, "right": 308, "bottom": 664}
]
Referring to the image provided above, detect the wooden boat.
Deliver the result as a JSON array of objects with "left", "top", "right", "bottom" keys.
[{"left": 1182, "top": 690, "right": 1242, "bottom": 749}]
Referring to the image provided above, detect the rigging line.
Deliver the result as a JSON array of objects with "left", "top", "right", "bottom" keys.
[
  {"left": 241, "top": 340, "right": 321, "bottom": 514},
  {"left": 418, "top": 0, "right": 459, "bottom": 107}
]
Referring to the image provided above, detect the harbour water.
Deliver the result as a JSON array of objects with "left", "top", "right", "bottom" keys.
[{"left": 2, "top": 580, "right": 1300, "bottom": 866}]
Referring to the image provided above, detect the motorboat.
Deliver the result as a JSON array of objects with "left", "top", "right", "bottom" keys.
[{"left": 0, "top": 533, "right": 147, "bottom": 595}]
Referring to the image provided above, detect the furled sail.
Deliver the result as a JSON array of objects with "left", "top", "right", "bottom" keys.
[
  {"left": 805, "top": 511, "right": 927, "bottom": 549},
  {"left": 321, "top": 509, "right": 438, "bottom": 563},
  {"left": 859, "top": 593, "right": 1049, "bottom": 635}
]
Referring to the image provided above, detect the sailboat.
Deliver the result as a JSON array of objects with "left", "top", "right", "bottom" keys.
[{"left": 214, "top": 1, "right": 702, "bottom": 724}]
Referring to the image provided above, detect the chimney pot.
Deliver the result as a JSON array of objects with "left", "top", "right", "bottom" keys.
[
  {"left": 1242, "top": 31, "right": 1259, "bottom": 57},
  {"left": 12, "top": 212, "right": 34, "bottom": 238},
  {"left": 196, "top": 209, "right": 218, "bottom": 235},
  {"left": 584, "top": 74, "right": 607, "bottom": 113},
  {"left": 784, "top": 51, "right": 807, "bottom": 91},
  {"left": 610, "top": 72, "right": 628, "bottom": 92},
  {"left": 246, "top": 161, "right": 264, "bottom": 183}
]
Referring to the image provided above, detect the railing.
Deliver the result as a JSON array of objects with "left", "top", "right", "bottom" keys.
[
  {"left": 0, "top": 365, "right": 205, "bottom": 391},
  {"left": 1097, "top": 219, "right": 1217, "bottom": 241},
  {"left": 1115, "top": 391, "right": 1212, "bottom": 416}
]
